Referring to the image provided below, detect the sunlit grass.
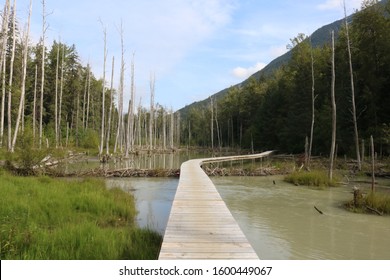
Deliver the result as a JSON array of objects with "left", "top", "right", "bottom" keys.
[
  {"left": 365, "top": 192, "right": 390, "bottom": 214},
  {"left": 0, "top": 172, "right": 161, "bottom": 259},
  {"left": 284, "top": 170, "right": 339, "bottom": 188}
]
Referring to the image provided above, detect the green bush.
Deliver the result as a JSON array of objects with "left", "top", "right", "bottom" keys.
[
  {"left": 5, "top": 129, "right": 48, "bottom": 176},
  {"left": 78, "top": 129, "right": 99, "bottom": 149}
]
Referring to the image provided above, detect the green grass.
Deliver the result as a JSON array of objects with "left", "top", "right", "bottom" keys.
[
  {"left": 284, "top": 170, "right": 338, "bottom": 188},
  {"left": 365, "top": 192, "right": 390, "bottom": 214},
  {"left": 0, "top": 172, "right": 161, "bottom": 259}
]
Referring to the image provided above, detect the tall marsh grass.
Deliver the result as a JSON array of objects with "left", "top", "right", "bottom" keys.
[
  {"left": 0, "top": 172, "right": 161, "bottom": 259},
  {"left": 284, "top": 170, "right": 338, "bottom": 188},
  {"left": 365, "top": 192, "right": 390, "bottom": 215}
]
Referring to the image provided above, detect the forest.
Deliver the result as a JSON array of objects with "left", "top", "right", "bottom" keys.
[
  {"left": 0, "top": 0, "right": 181, "bottom": 157},
  {"left": 0, "top": 0, "right": 389, "bottom": 162},
  {"left": 180, "top": 0, "right": 390, "bottom": 160}
]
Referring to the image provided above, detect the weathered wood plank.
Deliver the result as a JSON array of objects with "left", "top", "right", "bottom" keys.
[{"left": 158, "top": 151, "right": 273, "bottom": 260}]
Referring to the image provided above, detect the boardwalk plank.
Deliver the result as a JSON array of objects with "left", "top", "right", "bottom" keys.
[{"left": 158, "top": 151, "right": 273, "bottom": 260}]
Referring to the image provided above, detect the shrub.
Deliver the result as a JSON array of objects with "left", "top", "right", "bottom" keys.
[
  {"left": 5, "top": 129, "right": 48, "bottom": 176},
  {"left": 78, "top": 129, "right": 99, "bottom": 149}
]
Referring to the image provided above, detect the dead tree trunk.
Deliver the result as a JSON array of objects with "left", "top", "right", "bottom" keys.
[
  {"left": 308, "top": 39, "right": 317, "bottom": 167},
  {"left": 99, "top": 22, "right": 107, "bottom": 156},
  {"left": 11, "top": 0, "right": 31, "bottom": 152},
  {"left": 85, "top": 64, "right": 91, "bottom": 130},
  {"left": 33, "top": 65, "right": 37, "bottom": 145},
  {"left": 55, "top": 42, "right": 60, "bottom": 147},
  {"left": 176, "top": 112, "right": 181, "bottom": 148},
  {"left": 170, "top": 109, "right": 174, "bottom": 150},
  {"left": 7, "top": 0, "right": 16, "bottom": 151},
  {"left": 370, "top": 135, "right": 375, "bottom": 193},
  {"left": 329, "top": 31, "right": 337, "bottom": 181},
  {"left": 0, "top": 57, "right": 5, "bottom": 148},
  {"left": 58, "top": 45, "right": 64, "bottom": 146},
  {"left": 149, "top": 73, "right": 155, "bottom": 151},
  {"left": 114, "top": 24, "right": 125, "bottom": 153},
  {"left": 0, "top": 0, "right": 10, "bottom": 148},
  {"left": 39, "top": 0, "right": 47, "bottom": 149},
  {"left": 344, "top": 0, "right": 361, "bottom": 171},
  {"left": 210, "top": 96, "right": 214, "bottom": 151},
  {"left": 129, "top": 53, "right": 135, "bottom": 152},
  {"left": 105, "top": 56, "right": 114, "bottom": 155}
]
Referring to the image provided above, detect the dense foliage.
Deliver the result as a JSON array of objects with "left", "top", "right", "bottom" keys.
[{"left": 180, "top": 0, "right": 390, "bottom": 157}]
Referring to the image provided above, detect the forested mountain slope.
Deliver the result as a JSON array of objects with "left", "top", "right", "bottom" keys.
[{"left": 179, "top": 0, "right": 390, "bottom": 156}]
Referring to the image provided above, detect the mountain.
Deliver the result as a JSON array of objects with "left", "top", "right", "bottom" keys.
[{"left": 177, "top": 11, "right": 349, "bottom": 117}]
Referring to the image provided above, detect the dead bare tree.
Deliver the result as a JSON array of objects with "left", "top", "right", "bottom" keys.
[
  {"left": 210, "top": 96, "right": 214, "bottom": 151},
  {"left": 114, "top": 22, "right": 125, "bottom": 153},
  {"left": 85, "top": 63, "right": 91, "bottom": 130},
  {"left": 0, "top": 55, "right": 5, "bottom": 148},
  {"left": 39, "top": 0, "right": 48, "bottom": 149},
  {"left": 7, "top": 0, "right": 16, "bottom": 151},
  {"left": 54, "top": 41, "right": 60, "bottom": 147},
  {"left": 215, "top": 98, "right": 222, "bottom": 152},
  {"left": 370, "top": 135, "right": 375, "bottom": 193},
  {"left": 308, "top": 38, "right": 317, "bottom": 168},
  {"left": 32, "top": 65, "right": 37, "bottom": 145},
  {"left": 99, "top": 21, "right": 107, "bottom": 156},
  {"left": 106, "top": 56, "right": 115, "bottom": 155},
  {"left": 170, "top": 109, "right": 174, "bottom": 150},
  {"left": 344, "top": 0, "right": 361, "bottom": 170},
  {"left": 149, "top": 73, "right": 155, "bottom": 151},
  {"left": 11, "top": 0, "right": 32, "bottom": 152},
  {"left": 329, "top": 31, "right": 337, "bottom": 181},
  {"left": 0, "top": 0, "right": 10, "bottom": 77},
  {"left": 58, "top": 45, "right": 65, "bottom": 146},
  {"left": 0, "top": 0, "right": 10, "bottom": 148},
  {"left": 129, "top": 53, "right": 135, "bottom": 151}
]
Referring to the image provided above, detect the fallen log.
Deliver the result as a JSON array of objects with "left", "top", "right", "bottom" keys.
[
  {"left": 365, "top": 206, "right": 383, "bottom": 216},
  {"left": 314, "top": 206, "right": 324, "bottom": 215},
  {"left": 71, "top": 168, "right": 181, "bottom": 178}
]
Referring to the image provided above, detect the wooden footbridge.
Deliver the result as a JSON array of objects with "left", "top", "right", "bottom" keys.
[{"left": 158, "top": 151, "right": 273, "bottom": 259}]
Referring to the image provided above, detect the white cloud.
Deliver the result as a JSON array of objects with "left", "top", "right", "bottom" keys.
[
  {"left": 270, "top": 45, "right": 288, "bottom": 58},
  {"left": 317, "top": 0, "right": 342, "bottom": 10},
  {"left": 317, "top": 0, "right": 361, "bottom": 11},
  {"left": 232, "top": 62, "right": 266, "bottom": 79}
]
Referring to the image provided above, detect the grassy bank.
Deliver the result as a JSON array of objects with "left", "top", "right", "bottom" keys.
[
  {"left": 0, "top": 172, "right": 162, "bottom": 259},
  {"left": 346, "top": 191, "right": 390, "bottom": 215},
  {"left": 284, "top": 170, "right": 339, "bottom": 188}
]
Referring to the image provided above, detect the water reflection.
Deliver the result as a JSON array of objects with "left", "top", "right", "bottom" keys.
[
  {"left": 106, "top": 177, "right": 178, "bottom": 234},
  {"left": 212, "top": 176, "right": 390, "bottom": 260}
]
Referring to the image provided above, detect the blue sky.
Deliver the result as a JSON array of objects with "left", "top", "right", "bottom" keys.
[{"left": 13, "top": 0, "right": 362, "bottom": 111}]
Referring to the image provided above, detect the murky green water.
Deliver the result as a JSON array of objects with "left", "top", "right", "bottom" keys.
[
  {"left": 212, "top": 176, "right": 390, "bottom": 260},
  {"left": 106, "top": 177, "right": 178, "bottom": 234},
  {"left": 104, "top": 155, "right": 390, "bottom": 260}
]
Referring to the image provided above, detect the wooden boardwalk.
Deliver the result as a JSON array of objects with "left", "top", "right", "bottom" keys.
[{"left": 158, "top": 151, "right": 273, "bottom": 259}]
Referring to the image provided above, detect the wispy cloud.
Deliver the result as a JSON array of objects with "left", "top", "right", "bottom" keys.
[
  {"left": 232, "top": 62, "right": 266, "bottom": 79},
  {"left": 317, "top": 0, "right": 361, "bottom": 11}
]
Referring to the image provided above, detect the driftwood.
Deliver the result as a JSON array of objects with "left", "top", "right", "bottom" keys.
[
  {"left": 365, "top": 206, "right": 383, "bottom": 216},
  {"left": 71, "top": 168, "right": 180, "bottom": 178},
  {"left": 202, "top": 166, "right": 282, "bottom": 177},
  {"left": 314, "top": 206, "right": 324, "bottom": 215}
]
